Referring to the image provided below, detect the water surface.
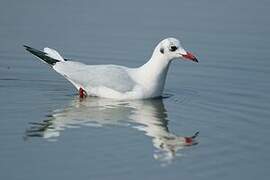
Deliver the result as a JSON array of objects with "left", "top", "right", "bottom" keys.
[{"left": 0, "top": 0, "right": 270, "bottom": 179}]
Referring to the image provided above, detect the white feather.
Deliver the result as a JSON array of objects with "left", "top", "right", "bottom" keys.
[
  {"left": 49, "top": 38, "right": 193, "bottom": 99},
  {"left": 44, "top": 47, "right": 65, "bottom": 62}
]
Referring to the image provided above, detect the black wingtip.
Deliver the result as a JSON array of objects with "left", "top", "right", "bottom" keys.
[
  {"left": 23, "top": 45, "right": 31, "bottom": 50},
  {"left": 23, "top": 45, "right": 36, "bottom": 52},
  {"left": 23, "top": 45, "right": 59, "bottom": 66},
  {"left": 23, "top": 45, "right": 35, "bottom": 53}
]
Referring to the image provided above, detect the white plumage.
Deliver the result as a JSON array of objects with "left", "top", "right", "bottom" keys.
[{"left": 25, "top": 38, "right": 198, "bottom": 99}]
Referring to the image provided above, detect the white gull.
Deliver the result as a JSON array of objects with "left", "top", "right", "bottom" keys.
[{"left": 24, "top": 38, "right": 198, "bottom": 99}]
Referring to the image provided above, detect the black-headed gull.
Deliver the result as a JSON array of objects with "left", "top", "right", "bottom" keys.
[{"left": 24, "top": 38, "right": 198, "bottom": 99}]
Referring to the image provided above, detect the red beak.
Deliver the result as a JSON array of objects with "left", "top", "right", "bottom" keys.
[{"left": 182, "top": 52, "right": 198, "bottom": 63}]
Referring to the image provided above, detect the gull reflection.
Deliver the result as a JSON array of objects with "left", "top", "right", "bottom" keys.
[{"left": 26, "top": 97, "right": 198, "bottom": 164}]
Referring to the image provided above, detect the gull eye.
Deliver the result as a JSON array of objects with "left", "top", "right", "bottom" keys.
[{"left": 169, "top": 46, "right": 178, "bottom": 52}]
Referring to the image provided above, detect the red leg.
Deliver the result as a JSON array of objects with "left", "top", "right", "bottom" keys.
[{"left": 79, "top": 87, "right": 87, "bottom": 98}]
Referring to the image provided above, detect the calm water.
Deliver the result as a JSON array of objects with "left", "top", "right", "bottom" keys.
[{"left": 1, "top": 0, "right": 270, "bottom": 179}]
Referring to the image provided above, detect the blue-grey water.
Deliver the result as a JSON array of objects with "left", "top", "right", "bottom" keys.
[{"left": 1, "top": 0, "right": 270, "bottom": 179}]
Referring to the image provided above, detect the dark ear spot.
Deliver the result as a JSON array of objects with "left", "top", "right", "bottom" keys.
[{"left": 160, "top": 47, "right": 164, "bottom": 54}]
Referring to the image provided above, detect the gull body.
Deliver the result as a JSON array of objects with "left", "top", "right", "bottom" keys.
[{"left": 24, "top": 38, "right": 198, "bottom": 99}]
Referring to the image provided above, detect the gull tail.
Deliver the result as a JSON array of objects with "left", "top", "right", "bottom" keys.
[{"left": 23, "top": 45, "right": 66, "bottom": 66}]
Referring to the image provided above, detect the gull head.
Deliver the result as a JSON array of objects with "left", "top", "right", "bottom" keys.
[{"left": 155, "top": 37, "right": 198, "bottom": 63}]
